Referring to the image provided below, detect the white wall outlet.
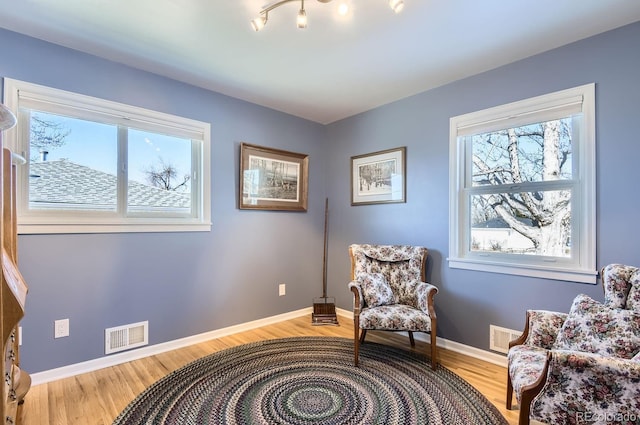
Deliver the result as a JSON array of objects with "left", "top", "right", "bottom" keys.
[
  {"left": 279, "top": 283, "right": 286, "bottom": 296},
  {"left": 54, "top": 318, "right": 70, "bottom": 338},
  {"left": 18, "top": 326, "right": 22, "bottom": 346}
]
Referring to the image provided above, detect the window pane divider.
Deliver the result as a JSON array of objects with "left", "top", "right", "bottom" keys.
[{"left": 465, "top": 179, "right": 577, "bottom": 194}]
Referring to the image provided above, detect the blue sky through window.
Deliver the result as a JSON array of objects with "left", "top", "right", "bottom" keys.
[{"left": 31, "top": 111, "right": 191, "bottom": 189}]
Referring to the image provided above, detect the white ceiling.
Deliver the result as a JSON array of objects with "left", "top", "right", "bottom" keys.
[{"left": 0, "top": 0, "right": 639, "bottom": 124}]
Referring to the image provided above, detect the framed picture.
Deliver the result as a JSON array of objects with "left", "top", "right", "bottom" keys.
[
  {"left": 239, "top": 143, "right": 309, "bottom": 211},
  {"left": 351, "top": 146, "right": 406, "bottom": 205}
]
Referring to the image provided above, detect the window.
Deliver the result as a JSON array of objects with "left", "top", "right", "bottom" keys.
[
  {"left": 2, "top": 78, "right": 211, "bottom": 234},
  {"left": 449, "top": 84, "right": 596, "bottom": 283}
]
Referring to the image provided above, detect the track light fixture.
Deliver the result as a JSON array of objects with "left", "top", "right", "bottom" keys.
[{"left": 251, "top": 0, "right": 404, "bottom": 31}]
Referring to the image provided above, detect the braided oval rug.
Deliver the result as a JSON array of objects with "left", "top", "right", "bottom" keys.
[{"left": 113, "top": 336, "right": 508, "bottom": 425}]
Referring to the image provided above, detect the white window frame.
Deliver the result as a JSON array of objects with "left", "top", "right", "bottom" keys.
[
  {"left": 448, "top": 84, "right": 596, "bottom": 283},
  {"left": 2, "top": 78, "right": 211, "bottom": 234}
]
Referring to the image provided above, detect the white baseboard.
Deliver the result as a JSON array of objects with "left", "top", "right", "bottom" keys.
[
  {"left": 31, "top": 306, "right": 505, "bottom": 385},
  {"left": 336, "top": 307, "right": 507, "bottom": 367},
  {"left": 429, "top": 334, "right": 507, "bottom": 367},
  {"left": 31, "top": 307, "right": 314, "bottom": 385}
]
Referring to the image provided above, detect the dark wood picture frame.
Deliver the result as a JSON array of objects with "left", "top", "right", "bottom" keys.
[
  {"left": 351, "top": 146, "right": 406, "bottom": 205},
  {"left": 239, "top": 143, "right": 309, "bottom": 211}
]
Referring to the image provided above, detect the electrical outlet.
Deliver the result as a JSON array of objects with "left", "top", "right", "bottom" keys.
[
  {"left": 18, "top": 326, "right": 22, "bottom": 346},
  {"left": 54, "top": 318, "right": 69, "bottom": 338},
  {"left": 279, "top": 283, "right": 286, "bottom": 296}
]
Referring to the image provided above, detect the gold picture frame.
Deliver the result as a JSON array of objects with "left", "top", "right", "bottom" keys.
[
  {"left": 239, "top": 143, "right": 309, "bottom": 211},
  {"left": 351, "top": 147, "right": 406, "bottom": 205}
]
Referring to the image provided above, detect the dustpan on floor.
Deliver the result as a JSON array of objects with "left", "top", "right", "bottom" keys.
[
  {"left": 312, "top": 295, "right": 338, "bottom": 325},
  {"left": 312, "top": 198, "right": 339, "bottom": 326}
]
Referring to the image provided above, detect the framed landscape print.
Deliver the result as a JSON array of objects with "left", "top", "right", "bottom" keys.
[
  {"left": 351, "top": 147, "right": 406, "bottom": 205},
  {"left": 239, "top": 143, "right": 309, "bottom": 211}
]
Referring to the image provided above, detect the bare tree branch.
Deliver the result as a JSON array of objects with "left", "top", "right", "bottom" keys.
[
  {"left": 30, "top": 115, "right": 71, "bottom": 157},
  {"left": 471, "top": 120, "right": 572, "bottom": 255},
  {"left": 145, "top": 158, "right": 190, "bottom": 191}
]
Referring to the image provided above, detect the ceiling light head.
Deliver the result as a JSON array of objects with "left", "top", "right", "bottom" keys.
[
  {"left": 337, "top": 1, "right": 349, "bottom": 16},
  {"left": 0, "top": 104, "right": 17, "bottom": 131},
  {"left": 251, "top": 14, "right": 268, "bottom": 31},
  {"left": 389, "top": 0, "right": 404, "bottom": 13},
  {"left": 297, "top": 1, "right": 308, "bottom": 29}
]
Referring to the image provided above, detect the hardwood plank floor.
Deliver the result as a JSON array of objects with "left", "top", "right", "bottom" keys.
[{"left": 18, "top": 315, "right": 520, "bottom": 424}]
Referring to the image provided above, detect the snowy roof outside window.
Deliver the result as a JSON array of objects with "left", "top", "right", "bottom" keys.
[{"left": 29, "top": 159, "right": 190, "bottom": 209}]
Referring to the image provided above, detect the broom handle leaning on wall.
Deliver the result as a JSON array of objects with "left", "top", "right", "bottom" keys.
[{"left": 322, "top": 198, "right": 329, "bottom": 298}]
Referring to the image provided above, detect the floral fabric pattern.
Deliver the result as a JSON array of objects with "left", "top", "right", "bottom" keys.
[
  {"left": 359, "top": 304, "right": 432, "bottom": 332},
  {"left": 524, "top": 310, "right": 568, "bottom": 349},
  {"left": 358, "top": 273, "right": 395, "bottom": 307},
  {"left": 554, "top": 294, "right": 640, "bottom": 360},
  {"left": 508, "top": 263, "right": 640, "bottom": 425},
  {"left": 352, "top": 245, "right": 427, "bottom": 308},
  {"left": 602, "top": 263, "right": 638, "bottom": 309},
  {"left": 530, "top": 350, "right": 640, "bottom": 425},
  {"left": 349, "top": 244, "right": 437, "bottom": 338},
  {"left": 626, "top": 269, "right": 640, "bottom": 311},
  {"left": 507, "top": 345, "right": 548, "bottom": 404},
  {"left": 416, "top": 282, "right": 438, "bottom": 314}
]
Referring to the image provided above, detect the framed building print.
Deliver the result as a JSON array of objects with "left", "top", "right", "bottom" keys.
[
  {"left": 239, "top": 143, "right": 309, "bottom": 211},
  {"left": 351, "top": 147, "right": 406, "bottom": 205}
]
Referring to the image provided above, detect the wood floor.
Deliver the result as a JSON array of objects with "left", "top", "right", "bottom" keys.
[{"left": 18, "top": 315, "right": 520, "bottom": 424}]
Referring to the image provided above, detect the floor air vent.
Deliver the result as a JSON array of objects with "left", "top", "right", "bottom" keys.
[
  {"left": 489, "top": 325, "right": 521, "bottom": 354},
  {"left": 105, "top": 321, "right": 149, "bottom": 354}
]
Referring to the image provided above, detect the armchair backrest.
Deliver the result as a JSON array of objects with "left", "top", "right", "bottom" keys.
[
  {"left": 601, "top": 264, "right": 640, "bottom": 311},
  {"left": 349, "top": 244, "right": 427, "bottom": 307}
]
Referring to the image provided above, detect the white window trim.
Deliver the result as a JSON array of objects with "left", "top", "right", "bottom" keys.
[
  {"left": 448, "top": 84, "right": 597, "bottom": 284},
  {"left": 2, "top": 78, "right": 212, "bottom": 234}
]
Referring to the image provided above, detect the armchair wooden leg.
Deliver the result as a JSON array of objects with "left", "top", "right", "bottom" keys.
[
  {"left": 429, "top": 331, "right": 437, "bottom": 370},
  {"left": 408, "top": 331, "right": 415, "bottom": 347},
  {"left": 518, "top": 391, "right": 534, "bottom": 425},
  {"left": 354, "top": 316, "right": 360, "bottom": 367},
  {"left": 429, "top": 318, "right": 438, "bottom": 370},
  {"left": 359, "top": 329, "right": 367, "bottom": 344},
  {"left": 506, "top": 372, "right": 514, "bottom": 410}
]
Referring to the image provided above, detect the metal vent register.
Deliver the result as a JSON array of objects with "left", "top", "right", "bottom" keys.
[
  {"left": 489, "top": 325, "right": 521, "bottom": 354},
  {"left": 105, "top": 321, "right": 149, "bottom": 354}
]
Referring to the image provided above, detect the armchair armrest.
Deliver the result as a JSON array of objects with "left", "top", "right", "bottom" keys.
[
  {"left": 530, "top": 350, "right": 640, "bottom": 424},
  {"left": 348, "top": 281, "right": 364, "bottom": 313},
  {"left": 511, "top": 310, "right": 568, "bottom": 350},
  {"left": 416, "top": 282, "right": 438, "bottom": 318}
]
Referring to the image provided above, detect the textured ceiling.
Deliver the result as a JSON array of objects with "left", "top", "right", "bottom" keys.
[{"left": 0, "top": 0, "right": 639, "bottom": 124}]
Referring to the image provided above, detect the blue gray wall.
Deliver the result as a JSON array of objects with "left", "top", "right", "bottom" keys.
[
  {"left": 1, "top": 21, "right": 639, "bottom": 373},
  {"left": 0, "top": 28, "right": 328, "bottom": 373},
  {"left": 325, "top": 22, "right": 640, "bottom": 347}
]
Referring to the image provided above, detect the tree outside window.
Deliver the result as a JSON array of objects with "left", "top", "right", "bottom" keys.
[
  {"left": 469, "top": 119, "right": 573, "bottom": 258},
  {"left": 449, "top": 84, "right": 596, "bottom": 283}
]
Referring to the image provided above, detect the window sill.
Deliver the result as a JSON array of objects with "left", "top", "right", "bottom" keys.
[
  {"left": 18, "top": 221, "right": 212, "bottom": 235},
  {"left": 447, "top": 257, "right": 597, "bottom": 284}
]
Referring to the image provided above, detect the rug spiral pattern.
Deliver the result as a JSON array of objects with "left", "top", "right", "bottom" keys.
[{"left": 113, "top": 336, "right": 508, "bottom": 425}]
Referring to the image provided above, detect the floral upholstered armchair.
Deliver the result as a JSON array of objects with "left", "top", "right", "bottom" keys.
[
  {"left": 347, "top": 244, "right": 438, "bottom": 369},
  {"left": 507, "top": 264, "right": 640, "bottom": 425}
]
